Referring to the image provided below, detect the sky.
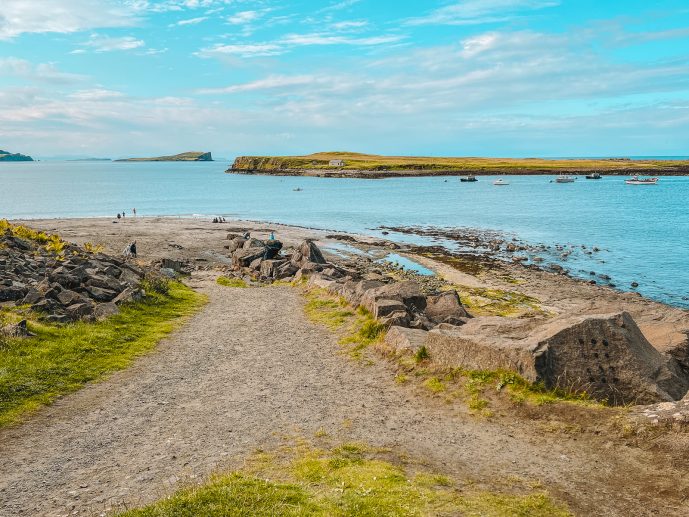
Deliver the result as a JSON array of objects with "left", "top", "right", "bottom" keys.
[{"left": 2, "top": 0, "right": 689, "bottom": 159}]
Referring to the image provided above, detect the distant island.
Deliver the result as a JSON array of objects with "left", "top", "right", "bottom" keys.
[
  {"left": 228, "top": 152, "right": 689, "bottom": 178},
  {"left": 0, "top": 149, "right": 34, "bottom": 162},
  {"left": 116, "top": 151, "right": 213, "bottom": 162}
]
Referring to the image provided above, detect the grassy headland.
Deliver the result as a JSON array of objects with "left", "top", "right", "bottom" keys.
[
  {"left": 228, "top": 152, "right": 689, "bottom": 177},
  {"left": 0, "top": 281, "right": 206, "bottom": 427},
  {"left": 0, "top": 149, "right": 33, "bottom": 162},
  {"left": 116, "top": 151, "right": 213, "bottom": 162}
]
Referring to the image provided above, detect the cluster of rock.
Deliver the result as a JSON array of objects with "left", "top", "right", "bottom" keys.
[
  {"left": 1, "top": 231, "right": 145, "bottom": 323},
  {"left": 225, "top": 234, "right": 470, "bottom": 330}
]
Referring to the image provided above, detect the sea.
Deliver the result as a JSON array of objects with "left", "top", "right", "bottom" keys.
[{"left": 1, "top": 160, "right": 688, "bottom": 308}]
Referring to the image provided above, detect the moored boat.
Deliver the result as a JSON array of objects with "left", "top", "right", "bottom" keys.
[
  {"left": 585, "top": 172, "right": 602, "bottom": 179},
  {"left": 625, "top": 176, "right": 658, "bottom": 185},
  {"left": 555, "top": 175, "right": 576, "bottom": 183},
  {"left": 493, "top": 178, "right": 509, "bottom": 186},
  {"left": 460, "top": 175, "right": 478, "bottom": 182}
]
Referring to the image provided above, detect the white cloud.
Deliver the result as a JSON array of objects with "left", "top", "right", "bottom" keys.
[
  {"left": 199, "top": 31, "right": 404, "bottom": 58},
  {"left": 170, "top": 16, "right": 208, "bottom": 27},
  {"left": 197, "top": 75, "right": 327, "bottom": 94},
  {"left": 69, "top": 89, "right": 125, "bottom": 100},
  {"left": 0, "top": 0, "right": 138, "bottom": 40},
  {"left": 82, "top": 34, "right": 146, "bottom": 52},
  {"left": 406, "top": 0, "right": 559, "bottom": 26},
  {"left": 226, "top": 10, "right": 262, "bottom": 25},
  {"left": 0, "top": 58, "right": 85, "bottom": 83}
]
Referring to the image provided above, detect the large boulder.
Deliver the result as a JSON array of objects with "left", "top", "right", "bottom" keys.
[
  {"left": 385, "top": 326, "right": 429, "bottom": 352},
  {"left": 260, "top": 259, "right": 287, "bottom": 278},
  {"left": 293, "top": 240, "right": 327, "bottom": 266},
  {"left": 422, "top": 311, "right": 689, "bottom": 405},
  {"left": 232, "top": 247, "right": 265, "bottom": 268},
  {"left": 361, "top": 281, "right": 427, "bottom": 314},
  {"left": 372, "top": 299, "right": 408, "bottom": 319}
]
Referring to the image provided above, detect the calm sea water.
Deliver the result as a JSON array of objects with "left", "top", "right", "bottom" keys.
[{"left": 1, "top": 161, "right": 688, "bottom": 308}]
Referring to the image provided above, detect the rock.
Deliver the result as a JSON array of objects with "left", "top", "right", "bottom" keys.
[
  {"left": 57, "top": 289, "right": 85, "bottom": 307},
  {"left": 21, "top": 288, "right": 43, "bottom": 305},
  {"left": 249, "top": 257, "right": 263, "bottom": 271},
  {"left": 66, "top": 302, "right": 95, "bottom": 320},
  {"left": 227, "top": 237, "right": 246, "bottom": 253},
  {"left": 379, "top": 311, "right": 411, "bottom": 328},
  {"left": 372, "top": 299, "right": 408, "bottom": 319},
  {"left": 93, "top": 302, "right": 120, "bottom": 320},
  {"left": 243, "top": 238, "right": 265, "bottom": 250},
  {"left": 0, "top": 320, "right": 34, "bottom": 338},
  {"left": 361, "top": 281, "right": 427, "bottom": 314},
  {"left": 159, "top": 268, "right": 177, "bottom": 278},
  {"left": 425, "top": 290, "right": 469, "bottom": 324},
  {"left": 232, "top": 247, "right": 265, "bottom": 268},
  {"left": 85, "top": 286, "right": 118, "bottom": 302},
  {"left": 161, "top": 258, "right": 192, "bottom": 274},
  {"left": 384, "top": 326, "right": 429, "bottom": 352},
  {"left": 423, "top": 311, "right": 689, "bottom": 405},
  {"left": 260, "top": 259, "right": 287, "bottom": 278},
  {"left": 308, "top": 273, "right": 339, "bottom": 290},
  {"left": 264, "top": 240, "right": 283, "bottom": 259},
  {"left": 298, "top": 240, "right": 327, "bottom": 265},
  {"left": 276, "top": 262, "right": 299, "bottom": 279},
  {"left": 112, "top": 287, "right": 145, "bottom": 305}
]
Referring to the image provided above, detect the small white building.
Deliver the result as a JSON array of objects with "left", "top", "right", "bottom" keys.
[{"left": 329, "top": 159, "right": 345, "bottom": 167}]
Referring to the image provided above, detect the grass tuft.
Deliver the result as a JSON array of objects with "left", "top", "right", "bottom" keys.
[
  {"left": 0, "top": 282, "right": 206, "bottom": 427},
  {"left": 217, "top": 276, "right": 249, "bottom": 288},
  {"left": 303, "top": 289, "right": 353, "bottom": 330}
]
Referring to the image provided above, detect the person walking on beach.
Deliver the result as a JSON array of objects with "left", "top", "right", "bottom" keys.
[
  {"left": 132, "top": 208, "right": 137, "bottom": 217},
  {"left": 130, "top": 240, "right": 137, "bottom": 258}
]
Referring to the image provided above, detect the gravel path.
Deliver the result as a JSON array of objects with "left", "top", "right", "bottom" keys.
[{"left": 0, "top": 274, "right": 686, "bottom": 516}]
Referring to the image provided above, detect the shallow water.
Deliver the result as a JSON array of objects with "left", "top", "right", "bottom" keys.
[{"left": 1, "top": 161, "right": 688, "bottom": 307}]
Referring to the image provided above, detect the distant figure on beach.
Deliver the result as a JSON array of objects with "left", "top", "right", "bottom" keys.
[
  {"left": 117, "top": 213, "right": 121, "bottom": 220},
  {"left": 132, "top": 208, "right": 137, "bottom": 217},
  {"left": 212, "top": 217, "right": 218, "bottom": 223},
  {"left": 130, "top": 241, "right": 137, "bottom": 258},
  {"left": 269, "top": 232, "right": 275, "bottom": 240},
  {"left": 122, "top": 211, "right": 126, "bottom": 218},
  {"left": 243, "top": 231, "right": 250, "bottom": 239}
]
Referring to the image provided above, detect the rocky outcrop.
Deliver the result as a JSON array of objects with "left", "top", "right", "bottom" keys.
[
  {"left": 385, "top": 312, "right": 689, "bottom": 405},
  {"left": 1, "top": 225, "right": 145, "bottom": 322},
  {"left": 0, "top": 149, "right": 33, "bottom": 162},
  {"left": 115, "top": 152, "right": 212, "bottom": 162}
]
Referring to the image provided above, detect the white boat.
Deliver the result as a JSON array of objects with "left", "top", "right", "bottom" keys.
[
  {"left": 555, "top": 175, "right": 576, "bottom": 183},
  {"left": 493, "top": 178, "right": 509, "bottom": 186},
  {"left": 625, "top": 176, "right": 658, "bottom": 185}
]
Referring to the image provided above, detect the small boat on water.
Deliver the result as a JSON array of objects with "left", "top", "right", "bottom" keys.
[
  {"left": 625, "top": 176, "right": 658, "bottom": 185},
  {"left": 585, "top": 172, "right": 602, "bottom": 179},
  {"left": 493, "top": 178, "right": 509, "bottom": 186},
  {"left": 293, "top": 187, "right": 303, "bottom": 191},
  {"left": 460, "top": 175, "right": 478, "bottom": 182},
  {"left": 555, "top": 175, "right": 576, "bottom": 183}
]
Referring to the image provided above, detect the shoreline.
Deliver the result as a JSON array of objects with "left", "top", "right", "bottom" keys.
[
  {"left": 9, "top": 214, "right": 688, "bottom": 310},
  {"left": 227, "top": 167, "right": 689, "bottom": 178},
  {"left": 10, "top": 216, "right": 689, "bottom": 357}
]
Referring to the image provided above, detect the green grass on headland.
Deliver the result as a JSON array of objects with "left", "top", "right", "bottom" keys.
[
  {"left": 0, "top": 281, "right": 206, "bottom": 427},
  {"left": 119, "top": 441, "right": 571, "bottom": 517},
  {"left": 230, "top": 151, "right": 689, "bottom": 175}
]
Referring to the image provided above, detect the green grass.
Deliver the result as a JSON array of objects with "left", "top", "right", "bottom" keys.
[
  {"left": 231, "top": 151, "right": 689, "bottom": 174},
  {"left": 217, "top": 276, "right": 249, "bottom": 288},
  {"left": 303, "top": 289, "right": 354, "bottom": 330},
  {"left": 119, "top": 442, "right": 571, "bottom": 517},
  {"left": 0, "top": 282, "right": 206, "bottom": 427},
  {"left": 338, "top": 307, "right": 386, "bottom": 360},
  {"left": 447, "top": 285, "right": 544, "bottom": 317}
]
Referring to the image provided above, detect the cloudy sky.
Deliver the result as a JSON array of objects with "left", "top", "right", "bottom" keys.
[{"left": 2, "top": 0, "right": 689, "bottom": 158}]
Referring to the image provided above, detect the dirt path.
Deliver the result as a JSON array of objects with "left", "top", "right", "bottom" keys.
[{"left": 0, "top": 274, "right": 686, "bottom": 516}]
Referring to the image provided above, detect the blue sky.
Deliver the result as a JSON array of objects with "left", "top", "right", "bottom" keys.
[{"left": 2, "top": 0, "right": 689, "bottom": 158}]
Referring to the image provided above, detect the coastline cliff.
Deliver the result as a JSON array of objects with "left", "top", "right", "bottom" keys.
[
  {"left": 227, "top": 152, "right": 689, "bottom": 178},
  {"left": 116, "top": 151, "right": 213, "bottom": 162},
  {"left": 0, "top": 149, "right": 34, "bottom": 162}
]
